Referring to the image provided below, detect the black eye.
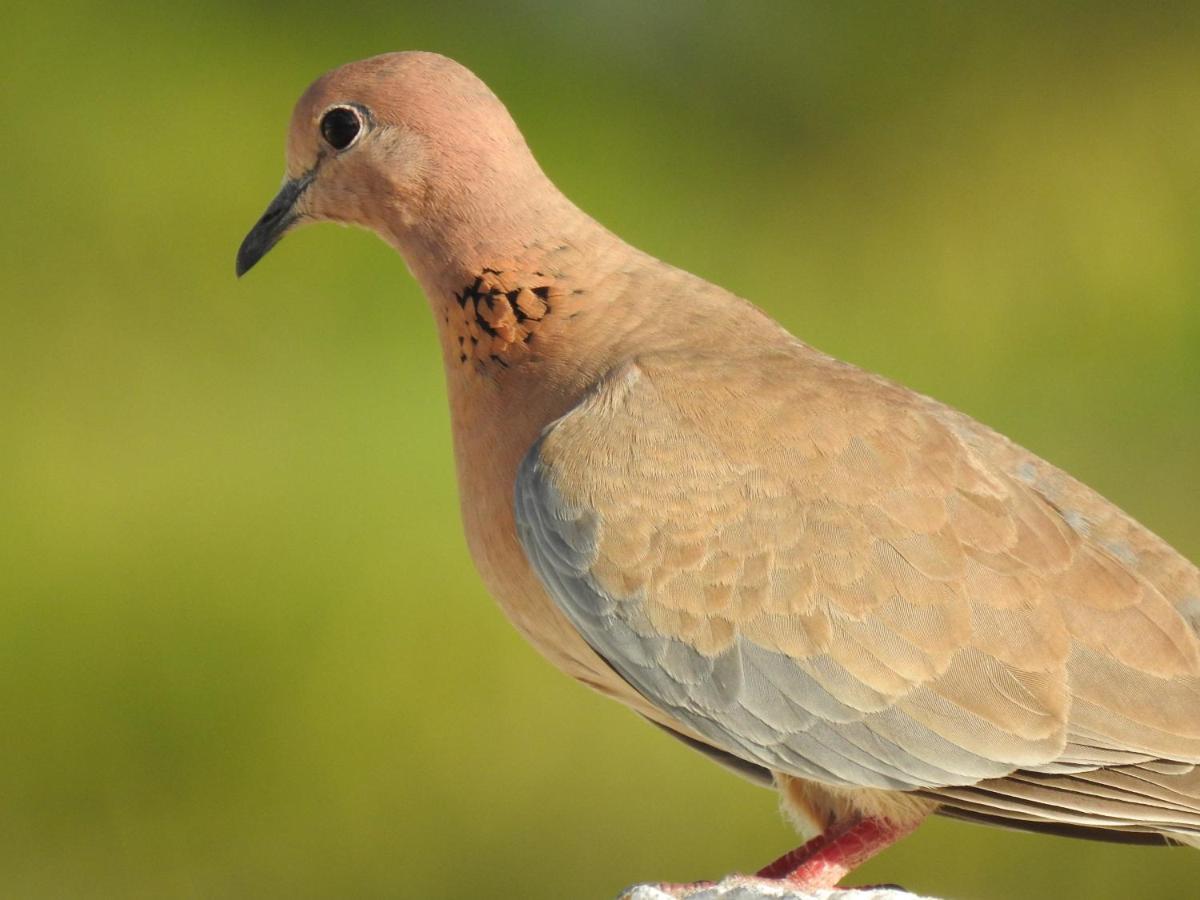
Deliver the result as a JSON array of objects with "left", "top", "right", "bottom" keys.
[{"left": 320, "top": 106, "right": 363, "bottom": 151}]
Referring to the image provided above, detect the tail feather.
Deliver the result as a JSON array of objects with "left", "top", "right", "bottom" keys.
[{"left": 928, "top": 761, "right": 1200, "bottom": 845}]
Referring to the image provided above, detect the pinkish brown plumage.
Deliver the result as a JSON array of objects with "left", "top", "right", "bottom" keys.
[{"left": 238, "top": 51, "right": 1200, "bottom": 894}]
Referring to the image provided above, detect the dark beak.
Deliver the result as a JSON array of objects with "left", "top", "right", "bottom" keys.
[{"left": 235, "top": 174, "right": 312, "bottom": 277}]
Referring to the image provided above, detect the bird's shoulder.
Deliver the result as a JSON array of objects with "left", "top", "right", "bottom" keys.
[{"left": 534, "top": 340, "right": 1198, "bottom": 623}]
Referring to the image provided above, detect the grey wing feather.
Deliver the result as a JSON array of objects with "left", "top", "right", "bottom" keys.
[{"left": 515, "top": 433, "right": 1017, "bottom": 792}]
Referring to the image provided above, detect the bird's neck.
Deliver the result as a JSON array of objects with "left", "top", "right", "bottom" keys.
[
  {"left": 383, "top": 176, "right": 649, "bottom": 393},
  {"left": 391, "top": 172, "right": 602, "bottom": 296},
  {"left": 380, "top": 179, "right": 663, "bottom": 565}
]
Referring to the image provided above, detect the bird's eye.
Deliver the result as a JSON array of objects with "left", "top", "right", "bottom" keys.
[{"left": 320, "top": 106, "right": 364, "bottom": 151}]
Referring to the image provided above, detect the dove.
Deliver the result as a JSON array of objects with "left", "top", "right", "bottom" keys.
[{"left": 236, "top": 51, "right": 1200, "bottom": 894}]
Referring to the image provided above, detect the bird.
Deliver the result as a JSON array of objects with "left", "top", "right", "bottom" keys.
[{"left": 236, "top": 51, "right": 1200, "bottom": 894}]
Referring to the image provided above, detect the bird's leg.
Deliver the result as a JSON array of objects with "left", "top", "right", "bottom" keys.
[
  {"left": 755, "top": 816, "right": 918, "bottom": 888},
  {"left": 638, "top": 816, "right": 917, "bottom": 898}
]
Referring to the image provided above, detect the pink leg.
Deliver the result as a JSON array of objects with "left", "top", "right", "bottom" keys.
[
  {"left": 755, "top": 817, "right": 918, "bottom": 888},
  {"left": 642, "top": 816, "right": 918, "bottom": 898}
]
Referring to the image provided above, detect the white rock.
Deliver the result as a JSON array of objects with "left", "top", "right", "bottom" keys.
[{"left": 617, "top": 879, "right": 933, "bottom": 900}]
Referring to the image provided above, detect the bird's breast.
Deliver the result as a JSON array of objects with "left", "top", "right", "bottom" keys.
[{"left": 444, "top": 369, "right": 627, "bottom": 695}]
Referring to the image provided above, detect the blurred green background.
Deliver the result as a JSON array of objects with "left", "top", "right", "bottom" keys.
[{"left": 3, "top": 2, "right": 1199, "bottom": 897}]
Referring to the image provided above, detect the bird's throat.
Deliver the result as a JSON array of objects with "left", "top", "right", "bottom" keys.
[{"left": 440, "top": 266, "right": 565, "bottom": 377}]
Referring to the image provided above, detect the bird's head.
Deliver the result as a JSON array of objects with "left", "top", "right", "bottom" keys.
[{"left": 236, "top": 51, "right": 541, "bottom": 277}]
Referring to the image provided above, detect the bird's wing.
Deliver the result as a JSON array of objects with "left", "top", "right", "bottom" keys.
[{"left": 514, "top": 348, "right": 1200, "bottom": 822}]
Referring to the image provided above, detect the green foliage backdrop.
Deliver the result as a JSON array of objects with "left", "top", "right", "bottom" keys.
[{"left": 3, "top": 3, "right": 1198, "bottom": 897}]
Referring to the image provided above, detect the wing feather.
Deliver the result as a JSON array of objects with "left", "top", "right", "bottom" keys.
[{"left": 514, "top": 350, "right": 1200, "bottom": 834}]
